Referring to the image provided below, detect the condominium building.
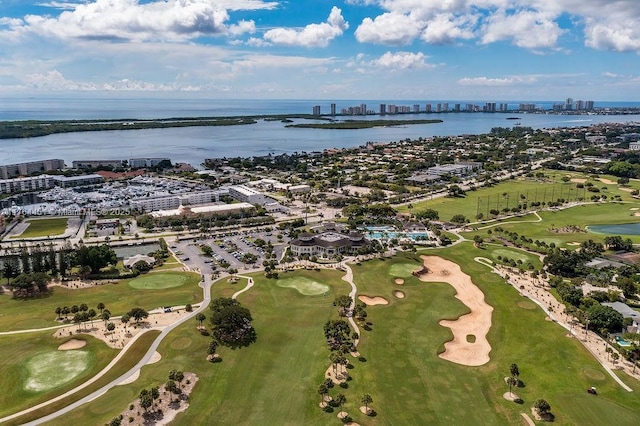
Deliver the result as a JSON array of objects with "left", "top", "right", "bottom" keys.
[
  {"left": 72, "top": 160, "right": 124, "bottom": 169},
  {"left": 0, "top": 159, "right": 65, "bottom": 179},
  {"left": 0, "top": 175, "right": 54, "bottom": 194},
  {"left": 129, "top": 158, "right": 170, "bottom": 169},
  {"left": 228, "top": 185, "right": 271, "bottom": 205}
]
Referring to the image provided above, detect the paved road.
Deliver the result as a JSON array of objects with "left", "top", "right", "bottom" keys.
[{"left": 1, "top": 274, "right": 214, "bottom": 425}]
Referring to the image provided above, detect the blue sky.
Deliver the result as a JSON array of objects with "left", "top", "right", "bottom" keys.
[{"left": 0, "top": 0, "right": 639, "bottom": 101}]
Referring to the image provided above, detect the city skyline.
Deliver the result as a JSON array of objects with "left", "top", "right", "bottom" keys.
[{"left": 1, "top": 1, "right": 640, "bottom": 100}]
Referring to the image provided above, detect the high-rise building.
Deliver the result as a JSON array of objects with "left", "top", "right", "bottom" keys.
[
  {"left": 360, "top": 104, "right": 367, "bottom": 115},
  {"left": 443, "top": 102, "right": 449, "bottom": 111},
  {"left": 436, "top": 103, "right": 442, "bottom": 112},
  {"left": 565, "top": 98, "right": 573, "bottom": 110},
  {"left": 585, "top": 100, "right": 595, "bottom": 110},
  {"left": 425, "top": 104, "right": 432, "bottom": 112},
  {"left": 379, "top": 103, "right": 386, "bottom": 115},
  {"left": 413, "top": 104, "right": 420, "bottom": 113},
  {"left": 312, "top": 105, "right": 321, "bottom": 115},
  {"left": 0, "top": 159, "right": 65, "bottom": 179},
  {"left": 454, "top": 104, "right": 461, "bottom": 112},
  {"left": 330, "top": 103, "right": 336, "bottom": 116}
]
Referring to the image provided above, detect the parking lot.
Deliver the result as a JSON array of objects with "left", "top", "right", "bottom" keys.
[{"left": 172, "top": 229, "right": 288, "bottom": 275}]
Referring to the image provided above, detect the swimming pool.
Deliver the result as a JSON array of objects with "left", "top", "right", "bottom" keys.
[{"left": 615, "top": 336, "right": 632, "bottom": 347}]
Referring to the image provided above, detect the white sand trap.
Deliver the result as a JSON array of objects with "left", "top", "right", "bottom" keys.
[
  {"left": 598, "top": 178, "right": 616, "bottom": 185},
  {"left": 566, "top": 242, "right": 580, "bottom": 246},
  {"left": 635, "top": 212, "right": 640, "bottom": 217},
  {"left": 358, "top": 295, "right": 389, "bottom": 306},
  {"left": 570, "top": 178, "right": 587, "bottom": 183},
  {"left": 148, "top": 351, "right": 162, "bottom": 364},
  {"left": 393, "top": 290, "right": 405, "bottom": 299},
  {"left": 416, "top": 256, "right": 493, "bottom": 367},
  {"left": 503, "top": 392, "right": 520, "bottom": 401},
  {"left": 630, "top": 208, "right": 639, "bottom": 211},
  {"left": 118, "top": 369, "right": 140, "bottom": 386},
  {"left": 394, "top": 278, "right": 405, "bottom": 285},
  {"left": 620, "top": 187, "right": 634, "bottom": 193},
  {"left": 58, "top": 339, "right": 86, "bottom": 350}
]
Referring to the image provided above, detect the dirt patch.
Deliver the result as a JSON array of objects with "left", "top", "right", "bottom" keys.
[
  {"left": 521, "top": 412, "right": 536, "bottom": 426},
  {"left": 359, "top": 406, "right": 373, "bottom": 415},
  {"left": 630, "top": 208, "right": 639, "bottom": 211},
  {"left": 598, "top": 178, "right": 616, "bottom": 185},
  {"left": 57, "top": 339, "right": 87, "bottom": 350},
  {"left": 394, "top": 278, "right": 405, "bottom": 285},
  {"left": 358, "top": 295, "right": 389, "bottom": 306},
  {"left": 503, "top": 392, "right": 520, "bottom": 401},
  {"left": 325, "top": 363, "right": 348, "bottom": 384},
  {"left": 416, "top": 256, "right": 493, "bottom": 367},
  {"left": 393, "top": 290, "right": 405, "bottom": 299},
  {"left": 118, "top": 372, "right": 198, "bottom": 426},
  {"left": 570, "top": 178, "right": 587, "bottom": 183}
]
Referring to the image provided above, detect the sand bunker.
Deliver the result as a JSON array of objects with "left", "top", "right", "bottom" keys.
[
  {"left": 566, "top": 242, "right": 580, "bottom": 246},
  {"left": 416, "top": 256, "right": 493, "bottom": 366},
  {"left": 393, "top": 290, "right": 405, "bottom": 299},
  {"left": 57, "top": 339, "right": 87, "bottom": 350},
  {"left": 394, "top": 278, "right": 405, "bottom": 285},
  {"left": 631, "top": 208, "right": 639, "bottom": 211},
  {"left": 503, "top": 392, "right": 520, "bottom": 402},
  {"left": 358, "top": 295, "right": 389, "bottom": 306},
  {"left": 598, "top": 178, "right": 616, "bottom": 185},
  {"left": 570, "top": 178, "right": 587, "bottom": 183},
  {"left": 620, "top": 187, "right": 635, "bottom": 193}
]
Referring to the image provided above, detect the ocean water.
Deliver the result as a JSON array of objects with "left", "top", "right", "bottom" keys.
[{"left": 1, "top": 97, "right": 640, "bottom": 167}]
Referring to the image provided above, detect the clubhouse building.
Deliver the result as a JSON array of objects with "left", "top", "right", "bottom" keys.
[{"left": 289, "top": 231, "right": 370, "bottom": 257}]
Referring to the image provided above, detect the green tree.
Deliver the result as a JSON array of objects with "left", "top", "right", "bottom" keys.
[
  {"left": 128, "top": 307, "right": 149, "bottom": 324},
  {"left": 586, "top": 304, "right": 624, "bottom": 334},
  {"left": 333, "top": 295, "right": 353, "bottom": 317},
  {"left": 196, "top": 313, "right": 206, "bottom": 328},
  {"left": 450, "top": 214, "right": 467, "bottom": 224},
  {"left": 506, "top": 376, "right": 517, "bottom": 397},
  {"left": 210, "top": 297, "right": 257, "bottom": 348},
  {"left": 534, "top": 398, "right": 551, "bottom": 415},
  {"left": 361, "top": 394, "right": 373, "bottom": 413},
  {"left": 509, "top": 363, "right": 520, "bottom": 383},
  {"left": 335, "top": 393, "right": 346, "bottom": 412},
  {"left": 317, "top": 383, "right": 329, "bottom": 404}
]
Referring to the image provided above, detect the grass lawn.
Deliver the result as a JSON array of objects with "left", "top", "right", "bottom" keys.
[
  {"left": 12, "top": 218, "right": 69, "bottom": 239},
  {"left": 464, "top": 202, "right": 640, "bottom": 248},
  {"left": 400, "top": 169, "right": 640, "bottom": 224},
  {"left": 128, "top": 273, "right": 189, "bottom": 290},
  {"left": 0, "top": 271, "right": 201, "bottom": 332},
  {"left": 0, "top": 332, "right": 116, "bottom": 419},
  {"left": 36, "top": 248, "right": 640, "bottom": 425}
]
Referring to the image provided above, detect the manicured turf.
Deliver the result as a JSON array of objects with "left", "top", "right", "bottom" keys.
[
  {"left": 387, "top": 262, "right": 418, "bottom": 277},
  {"left": 128, "top": 273, "right": 188, "bottom": 290},
  {"left": 9, "top": 331, "right": 159, "bottom": 425},
  {"left": 0, "top": 271, "right": 201, "bottom": 331},
  {"left": 24, "top": 350, "right": 90, "bottom": 392},
  {"left": 0, "top": 333, "right": 115, "bottom": 419},
  {"left": 275, "top": 276, "right": 330, "bottom": 295},
  {"left": 30, "top": 249, "right": 640, "bottom": 425},
  {"left": 12, "top": 218, "right": 69, "bottom": 239}
]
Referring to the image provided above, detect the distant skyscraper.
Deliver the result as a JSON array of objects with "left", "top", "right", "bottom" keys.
[
  {"left": 565, "top": 98, "right": 573, "bottom": 110},
  {"left": 413, "top": 104, "right": 420, "bottom": 113},
  {"left": 425, "top": 104, "right": 432, "bottom": 112},
  {"left": 436, "top": 103, "right": 442, "bottom": 112},
  {"left": 313, "top": 105, "right": 321, "bottom": 115},
  {"left": 454, "top": 104, "right": 460, "bottom": 112},
  {"left": 585, "top": 100, "right": 595, "bottom": 110},
  {"left": 379, "top": 103, "right": 386, "bottom": 115},
  {"left": 443, "top": 102, "right": 449, "bottom": 111},
  {"left": 361, "top": 103, "right": 367, "bottom": 115},
  {"left": 330, "top": 103, "right": 336, "bottom": 116}
]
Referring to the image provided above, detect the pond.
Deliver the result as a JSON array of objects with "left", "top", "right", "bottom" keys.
[{"left": 588, "top": 223, "right": 640, "bottom": 235}]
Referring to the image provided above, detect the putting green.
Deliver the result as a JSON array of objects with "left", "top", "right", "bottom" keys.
[
  {"left": 276, "top": 277, "right": 329, "bottom": 296},
  {"left": 128, "top": 273, "right": 188, "bottom": 290},
  {"left": 24, "top": 351, "right": 89, "bottom": 392},
  {"left": 388, "top": 263, "right": 419, "bottom": 277}
]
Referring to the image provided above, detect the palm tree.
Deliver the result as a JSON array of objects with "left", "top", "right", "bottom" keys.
[
  {"left": 55, "top": 306, "right": 62, "bottom": 320},
  {"left": 506, "top": 376, "right": 517, "bottom": 397},
  {"left": 317, "top": 383, "right": 329, "bottom": 405},
  {"left": 121, "top": 313, "right": 130, "bottom": 330},
  {"left": 335, "top": 393, "right": 346, "bottom": 412},
  {"left": 87, "top": 309, "right": 96, "bottom": 328},
  {"left": 510, "top": 363, "right": 520, "bottom": 385},
  {"left": 96, "top": 302, "right": 105, "bottom": 314},
  {"left": 196, "top": 313, "right": 206, "bottom": 328},
  {"left": 361, "top": 394, "right": 373, "bottom": 414},
  {"left": 101, "top": 309, "right": 111, "bottom": 329}
]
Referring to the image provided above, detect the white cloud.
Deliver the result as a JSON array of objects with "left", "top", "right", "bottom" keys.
[
  {"left": 481, "top": 10, "right": 564, "bottom": 49},
  {"left": 6, "top": 0, "right": 275, "bottom": 42},
  {"left": 262, "top": 6, "right": 348, "bottom": 47},
  {"left": 353, "top": 0, "right": 640, "bottom": 53},
  {"left": 458, "top": 75, "right": 537, "bottom": 86},
  {"left": 371, "top": 51, "right": 432, "bottom": 69},
  {"left": 355, "top": 12, "right": 423, "bottom": 46}
]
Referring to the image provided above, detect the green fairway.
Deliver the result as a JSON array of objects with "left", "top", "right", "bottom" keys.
[
  {"left": 12, "top": 218, "right": 68, "bottom": 239},
  {"left": 0, "top": 271, "right": 201, "bottom": 332},
  {"left": 0, "top": 333, "right": 115, "bottom": 419},
  {"left": 128, "top": 272, "right": 189, "bottom": 290},
  {"left": 275, "top": 276, "right": 330, "bottom": 295},
  {"left": 36, "top": 249, "right": 640, "bottom": 425}
]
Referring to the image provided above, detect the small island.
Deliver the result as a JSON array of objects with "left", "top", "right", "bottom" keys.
[{"left": 285, "top": 119, "right": 443, "bottom": 129}]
